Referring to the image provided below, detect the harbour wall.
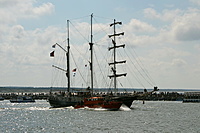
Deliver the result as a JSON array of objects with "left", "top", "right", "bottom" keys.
[
  {"left": 0, "top": 91, "right": 186, "bottom": 101},
  {"left": 1, "top": 87, "right": 200, "bottom": 101}
]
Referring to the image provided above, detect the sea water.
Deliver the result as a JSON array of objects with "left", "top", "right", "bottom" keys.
[{"left": 0, "top": 100, "right": 199, "bottom": 133}]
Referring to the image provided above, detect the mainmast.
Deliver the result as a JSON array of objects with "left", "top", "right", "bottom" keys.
[
  {"left": 89, "top": 13, "right": 94, "bottom": 94},
  {"left": 66, "top": 20, "right": 70, "bottom": 93},
  {"left": 108, "top": 19, "right": 127, "bottom": 92}
]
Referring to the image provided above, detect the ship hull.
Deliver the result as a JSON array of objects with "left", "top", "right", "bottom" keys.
[
  {"left": 48, "top": 95, "right": 84, "bottom": 108},
  {"left": 111, "top": 96, "right": 137, "bottom": 108},
  {"left": 48, "top": 94, "right": 137, "bottom": 108},
  {"left": 74, "top": 97, "right": 122, "bottom": 110},
  {"left": 48, "top": 99, "right": 77, "bottom": 108}
]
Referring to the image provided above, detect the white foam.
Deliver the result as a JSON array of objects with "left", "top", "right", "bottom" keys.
[
  {"left": 64, "top": 106, "right": 74, "bottom": 109},
  {"left": 119, "top": 104, "right": 131, "bottom": 111},
  {"left": 27, "top": 107, "right": 50, "bottom": 110}
]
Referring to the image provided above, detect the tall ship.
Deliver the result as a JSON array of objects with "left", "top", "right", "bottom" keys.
[{"left": 48, "top": 14, "right": 157, "bottom": 108}]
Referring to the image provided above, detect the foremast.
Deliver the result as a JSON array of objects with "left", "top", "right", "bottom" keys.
[
  {"left": 89, "top": 13, "right": 94, "bottom": 95},
  {"left": 51, "top": 20, "right": 71, "bottom": 93},
  {"left": 108, "top": 19, "right": 127, "bottom": 92}
]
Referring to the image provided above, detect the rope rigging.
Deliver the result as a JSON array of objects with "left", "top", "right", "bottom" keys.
[
  {"left": 114, "top": 42, "right": 147, "bottom": 88},
  {"left": 93, "top": 46, "right": 109, "bottom": 88},
  {"left": 67, "top": 15, "right": 90, "bottom": 21},
  {"left": 51, "top": 43, "right": 69, "bottom": 88},
  {"left": 70, "top": 51, "right": 88, "bottom": 86},
  {"left": 117, "top": 36, "right": 156, "bottom": 87},
  {"left": 51, "top": 14, "right": 157, "bottom": 90},
  {"left": 128, "top": 45, "right": 156, "bottom": 85},
  {"left": 69, "top": 20, "right": 90, "bottom": 43}
]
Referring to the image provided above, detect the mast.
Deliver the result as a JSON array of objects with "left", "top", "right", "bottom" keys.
[
  {"left": 51, "top": 23, "right": 70, "bottom": 93},
  {"left": 89, "top": 13, "right": 94, "bottom": 94},
  {"left": 67, "top": 20, "right": 70, "bottom": 93},
  {"left": 108, "top": 19, "right": 127, "bottom": 92},
  {"left": 113, "top": 19, "right": 117, "bottom": 90}
]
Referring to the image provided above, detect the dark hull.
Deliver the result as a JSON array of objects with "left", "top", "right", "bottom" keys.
[
  {"left": 48, "top": 95, "right": 83, "bottom": 108},
  {"left": 48, "top": 99, "right": 77, "bottom": 108},
  {"left": 102, "top": 101, "right": 122, "bottom": 110},
  {"left": 48, "top": 94, "right": 137, "bottom": 108},
  {"left": 112, "top": 96, "right": 137, "bottom": 108}
]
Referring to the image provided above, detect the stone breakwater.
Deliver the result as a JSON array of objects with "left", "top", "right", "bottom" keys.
[
  {"left": 0, "top": 91, "right": 187, "bottom": 101},
  {"left": 0, "top": 92, "right": 49, "bottom": 100}
]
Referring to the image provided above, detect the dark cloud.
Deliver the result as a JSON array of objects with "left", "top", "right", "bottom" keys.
[{"left": 175, "top": 25, "right": 200, "bottom": 41}]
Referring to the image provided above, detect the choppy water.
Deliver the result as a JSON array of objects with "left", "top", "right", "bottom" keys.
[{"left": 0, "top": 100, "right": 199, "bottom": 133}]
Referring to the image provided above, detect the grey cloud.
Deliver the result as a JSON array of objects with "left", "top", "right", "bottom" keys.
[{"left": 175, "top": 24, "right": 200, "bottom": 41}]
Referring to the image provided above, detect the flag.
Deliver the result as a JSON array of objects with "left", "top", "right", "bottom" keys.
[
  {"left": 72, "top": 68, "right": 76, "bottom": 72},
  {"left": 72, "top": 68, "right": 76, "bottom": 77},
  {"left": 52, "top": 44, "right": 56, "bottom": 48},
  {"left": 50, "top": 51, "right": 54, "bottom": 57}
]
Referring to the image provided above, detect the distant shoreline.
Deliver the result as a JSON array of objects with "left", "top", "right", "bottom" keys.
[{"left": 0, "top": 86, "right": 200, "bottom": 93}]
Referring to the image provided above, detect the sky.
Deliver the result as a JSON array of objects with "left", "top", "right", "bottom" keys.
[{"left": 0, "top": 0, "right": 200, "bottom": 89}]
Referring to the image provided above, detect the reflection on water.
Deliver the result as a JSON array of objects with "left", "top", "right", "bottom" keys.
[{"left": 0, "top": 100, "right": 200, "bottom": 133}]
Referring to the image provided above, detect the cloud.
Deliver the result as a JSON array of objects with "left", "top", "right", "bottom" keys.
[
  {"left": 144, "top": 7, "right": 200, "bottom": 42},
  {"left": 171, "top": 9, "right": 200, "bottom": 41},
  {"left": 0, "top": 24, "right": 65, "bottom": 86},
  {"left": 151, "top": 47, "right": 190, "bottom": 59},
  {"left": 0, "top": 0, "right": 56, "bottom": 66},
  {"left": 32, "top": 2, "right": 54, "bottom": 16},
  {"left": 120, "top": 19, "right": 158, "bottom": 48},
  {"left": 189, "top": 0, "right": 200, "bottom": 6},
  {"left": 0, "top": 0, "right": 54, "bottom": 24},
  {"left": 0, "top": 1, "right": 58, "bottom": 86},
  {"left": 171, "top": 58, "right": 187, "bottom": 67},
  {"left": 122, "top": 7, "right": 199, "bottom": 48},
  {"left": 11, "top": 25, "right": 25, "bottom": 40},
  {"left": 144, "top": 8, "right": 182, "bottom": 22},
  {"left": 124, "top": 19, "right": 157, "bottom": 33},
  {"left": 144, "top": 8, "right": 160, "bottom": 20}
]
